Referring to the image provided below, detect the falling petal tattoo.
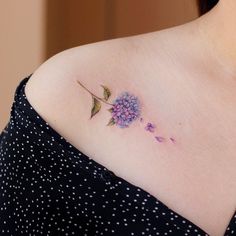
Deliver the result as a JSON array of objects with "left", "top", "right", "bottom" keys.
[
  {"left": 155, "top": 136, "right": 166, "bottom": 142},
  {"left": 144, "top": 122, "right": 156, "bottom": 132}
]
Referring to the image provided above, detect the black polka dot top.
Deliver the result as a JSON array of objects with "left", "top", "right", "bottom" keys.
[{"left": 0, "top": 74, "right": 236, "bottom": 236}]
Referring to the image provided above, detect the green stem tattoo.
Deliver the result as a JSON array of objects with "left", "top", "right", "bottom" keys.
[{"left": 76, "top": 80, "right": 113, "bottom": 106}]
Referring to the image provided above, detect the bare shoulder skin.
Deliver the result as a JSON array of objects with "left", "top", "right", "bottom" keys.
[{"left": 24, "top": 1, "right": 236, "bottom": 235}]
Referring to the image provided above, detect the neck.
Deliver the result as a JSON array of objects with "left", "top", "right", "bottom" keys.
[{"left": 196, "top": 0, "right": 236, "bottom": 77}]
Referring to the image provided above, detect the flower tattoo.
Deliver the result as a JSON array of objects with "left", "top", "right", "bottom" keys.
[
  {"left": 76, "top": 79, "right": 176, "bottom": 143},
  {"left": 110, "top": 92, "right": 141, "bottom": 128},
  {"left": 76, "top": 80, "right": 141, "bottom": 128}
]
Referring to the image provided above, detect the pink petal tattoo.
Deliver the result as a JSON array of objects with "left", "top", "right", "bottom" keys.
[{"left": 145, "top": 122, "right": 156, "bottom": 132}]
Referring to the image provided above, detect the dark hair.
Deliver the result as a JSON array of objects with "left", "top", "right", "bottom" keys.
[{"left": 197, "top": 0, "right": 219, "bottom": 16}]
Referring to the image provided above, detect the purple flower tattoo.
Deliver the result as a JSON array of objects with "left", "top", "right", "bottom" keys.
[
  {"left": 76, "top": 79, "right": 176, "bottom": 142},
  {"left": 110, "top": 92, "right": 141, "bottom": 128},
  {"left": 76, "top": 80, "right": 141, "bottom": 128}
]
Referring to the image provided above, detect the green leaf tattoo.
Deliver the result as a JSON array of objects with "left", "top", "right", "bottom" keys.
[
  {"left": 100, "top": 85, "right": 111, "bottom": 101},
  {"left": 107, "top": 117, "right": 115, "bottom": 126},
  {"left": 107, "top": 107, "right": 113, "bottom": 113},
  {"left": 91, "top": 96, "right": 101, "bottom": 119}
]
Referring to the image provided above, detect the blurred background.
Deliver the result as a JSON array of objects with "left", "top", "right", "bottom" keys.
[{"left": 0, "top": 0, "right": 199, "bottom": 130}]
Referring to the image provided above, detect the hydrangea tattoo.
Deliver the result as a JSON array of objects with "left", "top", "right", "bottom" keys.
[
  {"left": 76, "top": 80, "right": 141, "bottom": 128},
  {"left": 110, "top": 92, "right": 141, "bottom": 128},
  {"left": 76, "top": 79, "right": 176, "bottom": 143}
]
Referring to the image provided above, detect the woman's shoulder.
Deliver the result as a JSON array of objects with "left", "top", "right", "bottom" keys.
[
  {"left": 24, "top": 27, "right": 194, "bottom": 152},
  {"left": 23, "top": 34, "right": 154, "bottom": 151},
  {"left": 25, "top": 33, "right": 146, "bottom": 99},
  {"left": 23, "top": 28, "right": 191, "bottom": 143},
  {"left": 24, "top": 23, "right": 192, "bottom": 106}
]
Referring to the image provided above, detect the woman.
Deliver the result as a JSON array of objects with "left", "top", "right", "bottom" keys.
[{"left": 0, "top": 0, "right": 235, "bottom": 235}]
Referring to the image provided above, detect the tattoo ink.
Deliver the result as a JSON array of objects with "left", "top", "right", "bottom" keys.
[
  {"left": 144, "top": 122, "right": 156, "bottom": 132},
  {"left": 76, "top": 80, "right": 141, "bottom": 128},
  {"left": 76, "top": 79, "right": 176, "bottom": 144},
  {"left": 155, "top": 136, "right": 166, "bottom": 142},
  {"left": 170, "top": 137, "right": 176, "bottom": 143},
  {"left": 109, "top": 92, "right": 141, "bottom": 128}
]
